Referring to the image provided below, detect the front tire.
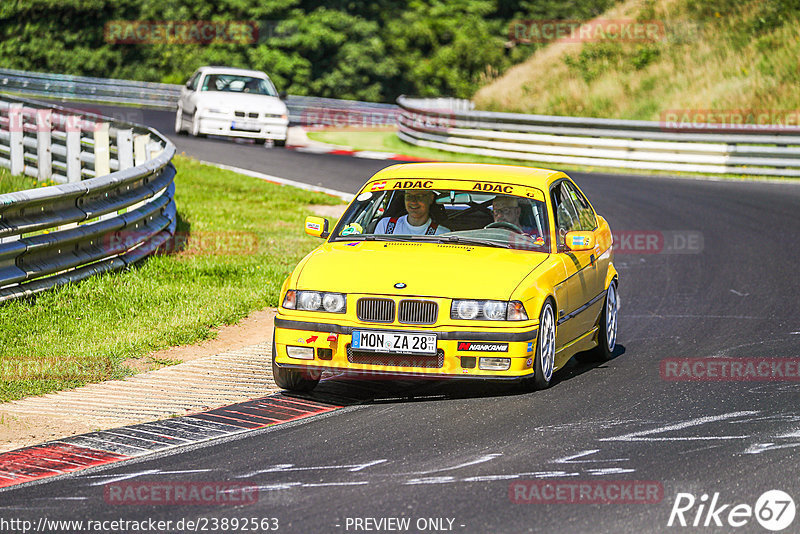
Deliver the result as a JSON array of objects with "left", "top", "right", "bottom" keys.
[
  {"left": 271, "top": 337, "right": 320, "bottom": 392},
  {"left": 589, "top": 280, "right": 618, "bottom": 361},
  {"left": 524, "top": 300, "right": 556, "bottom": 391},
  {"left": 174, "top": 105, "right": 186, "bottom": 134},
  {"left": 190, "top": 112, "right": 205, "bottom": 138}
]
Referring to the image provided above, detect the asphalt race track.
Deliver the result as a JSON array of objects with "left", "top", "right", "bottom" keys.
[{"left": 2, "top": 105, "right": 800, "bottom": 533}]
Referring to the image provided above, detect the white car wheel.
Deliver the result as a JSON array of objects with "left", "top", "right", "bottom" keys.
[{"left": 174, "top": 104, "right": 185, "bottom": 134}]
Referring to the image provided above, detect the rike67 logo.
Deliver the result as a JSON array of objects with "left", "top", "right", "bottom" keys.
[{"left": 668, "top": 490, "right": 795, "bottom": 531}]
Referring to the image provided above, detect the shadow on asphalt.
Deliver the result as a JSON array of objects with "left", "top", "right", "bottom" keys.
[{"left": 285, "top": 344, "right": 627, "bottom": 407}]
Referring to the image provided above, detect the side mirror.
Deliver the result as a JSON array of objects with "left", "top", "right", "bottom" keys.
[
  {"left": 278, "top": 90, "right": 288, "bottom": 100},
  {"left": 185, "top": 80, "right": 192, "bottom": 89},
  {"left": 565, "top": 231, "right": 595, "bottom": 251},
  {"left": 305, "top": 216, "right": 329, "bottom": 238}
]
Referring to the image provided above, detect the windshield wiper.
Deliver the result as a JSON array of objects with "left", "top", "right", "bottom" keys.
[{"left": 408, "top": 235, "right": 511, "bottom": 248}]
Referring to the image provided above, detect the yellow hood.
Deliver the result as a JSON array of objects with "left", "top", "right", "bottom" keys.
[{"left": 294, "top": 241, "right": 548, "bottom": 300}]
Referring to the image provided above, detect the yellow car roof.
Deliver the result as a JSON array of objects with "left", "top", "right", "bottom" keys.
[{"left": 368, "top": 162, "right": 564, "bottom": 188}]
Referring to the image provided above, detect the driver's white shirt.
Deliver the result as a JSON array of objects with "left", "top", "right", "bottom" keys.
[{"left": 374, "top": 215, "right": 450, "bottom": 235}]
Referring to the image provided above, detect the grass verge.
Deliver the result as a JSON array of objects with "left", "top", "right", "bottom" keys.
[
  {"left": 306, "top": 128, "right": 795, "bottom": 182},
  {"left": 0, "top": 155, "right": 345, "bottom": 402}
]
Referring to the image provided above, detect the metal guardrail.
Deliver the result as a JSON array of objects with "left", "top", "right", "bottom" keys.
[
  {"left": 0, "top": 68, "right": 399, "bottom": 127},
  {"left": 397, "top": 96, "right": 800, "bottom": 177},
  {"left": 0, "top": 94, "right": 177, "bottom": 302}
]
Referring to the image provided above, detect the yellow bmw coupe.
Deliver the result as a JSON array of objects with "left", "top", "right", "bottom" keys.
[{"left": 272, "top": 163, "right": 618, "bottom": 392}]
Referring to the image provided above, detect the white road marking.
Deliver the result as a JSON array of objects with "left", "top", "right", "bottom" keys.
[
  {"left": 551, "top": 449, "right": 629, "bottom": 464},
  {"left": 585, "top": 468, "right": 636, "bottom": 475},
  {"left": 238, "top": 460, "right": 388, "bottom": 478},
  {"left": 405, "top": 476, "right": 456, "bottom": 485},
  {"left": 743, "top": 442, "right": 800, "bottom": 454},
  {"left": 407, "top": 453, "right": 502, "bottom": 475},
  {"left": 729, "top": 289, "right": 749, "bottom": 296},
  {"left": 302, "top": 481, "right": 370, "bottom": 487},
  {"left": 85, "top": 468, "right": 212, "bottom": 486},
  {"left": 599, "top": 411, "right": 759, "bottom": 442}
]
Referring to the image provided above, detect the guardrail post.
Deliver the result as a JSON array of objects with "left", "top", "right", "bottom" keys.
[
  {"left": 36, "top": 109, "right": 52, "bottom": 180},
  {"left": 8, "top": 103, "right": 23, "bottom": 176},
  {"left": 117, "top": 128, "right": 134, "bottom": 170},
  {"left": 134, "top": 133, "right": 150, "bottom": 166},
  {"left": 93, "top": 121, "right": 110, "bottom": 177},
  {"left": 65, "top": 115, "right": 81, "bottom": 182}
]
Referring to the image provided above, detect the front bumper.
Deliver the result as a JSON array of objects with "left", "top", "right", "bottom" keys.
[
  {"left": 198, "top": 115, "right": 288, "bottom": 140},
  {"left": 273, "top": 317, "right": 539, "bottom": 379}
]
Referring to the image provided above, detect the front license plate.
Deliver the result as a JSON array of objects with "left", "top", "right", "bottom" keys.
[
  {"left": 231, "top": 121, "right": 260, "bottom": 132},
  {"left": 352, "top": 331, "right": 437, "bottom": 355}
]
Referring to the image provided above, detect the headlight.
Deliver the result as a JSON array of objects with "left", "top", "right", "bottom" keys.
[
  {"left": 282, "top": 290, "right": 346, "bottom": 313},
  {"left": 451, "top": 300, "right": 528, "bottom": 321},
  {"left": 322, "top": 293, "right": 346, "bottom": 313},
  {"left": 455, "top": 300, "right": 480, "bottom": 320}
]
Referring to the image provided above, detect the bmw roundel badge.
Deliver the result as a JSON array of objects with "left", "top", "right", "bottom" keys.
[{"left": 394, "top": 282, "right": 407, "bottom": 289}]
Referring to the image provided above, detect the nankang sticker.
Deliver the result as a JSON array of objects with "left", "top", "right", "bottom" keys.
[{"left": 457, "top": 342, "right": 509, "bottom": 352}]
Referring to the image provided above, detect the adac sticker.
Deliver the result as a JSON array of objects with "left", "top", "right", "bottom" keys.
[
  {"left": 306, "top": 221, "right": 321, "bottom": 232},
  {"left": 471, "top": 182, "right": 514, "bottom": 194},
  {"left": 392, "top": 180, "right": 434, "bottom": 189},
  {"left": 370, "top": 181, "right": 387, "bottom": 191}
]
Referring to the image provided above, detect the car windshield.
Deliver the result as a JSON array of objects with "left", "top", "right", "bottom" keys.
[
  {"left": 330, "top": 188, "right": 550, "bottom": 251},
  {"left": 200, "top": 74, "right": 277, "bottom": 96}
]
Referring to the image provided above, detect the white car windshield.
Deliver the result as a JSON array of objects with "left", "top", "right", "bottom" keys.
[
  {"left": 200, "top": 74, "right": 277, "bottom": 96},
  {"left": 331, "top": 188, "right": 550, "bottom": 251}
]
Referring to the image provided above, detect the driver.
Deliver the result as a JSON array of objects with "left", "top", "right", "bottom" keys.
[
  {"left": 491, "top": 195, "right": 536, "bottom": 235},
  {"left": 375, "top": 190, "right": 450, "bottom": 235}
]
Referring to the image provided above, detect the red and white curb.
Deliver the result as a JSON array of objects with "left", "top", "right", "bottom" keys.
[
  {"left": 288, "top": 145, "right": 429, "bottom": 162},
  {"left": 0, "top": 395, "right": 341, "bottom": 490}
]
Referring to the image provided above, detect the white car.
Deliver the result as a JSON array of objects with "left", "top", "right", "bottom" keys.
[{"left": 175, "top": 66, "right": 289, "bottom": 146}]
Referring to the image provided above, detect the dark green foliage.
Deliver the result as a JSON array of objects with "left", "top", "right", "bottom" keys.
[{"left": 0, "top": 0, "right": 619, "bottom": 102}]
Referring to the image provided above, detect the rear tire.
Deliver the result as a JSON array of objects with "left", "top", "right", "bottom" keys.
[
  {"left": 271, "top": 337, "right": 320, "bottom": 392},
  {"left": 588, "top": 280, "right": 618, "bottom": 362},
  {"left": 274, "top": 138, "right": 287, "bottom": 147},
  {"left": 523, "top": 300, "right": 556, "bottom": 391}
]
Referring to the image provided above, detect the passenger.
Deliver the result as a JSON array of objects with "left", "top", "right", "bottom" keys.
[{"left": 375, "top": 190, "right": 450, "bottom": 235}]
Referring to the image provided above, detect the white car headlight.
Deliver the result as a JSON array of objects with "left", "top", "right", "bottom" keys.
[
  {"left": 451, "top": 300, "right": 528, "bottom": 321},
  {"left": 283, "top": 290, "right": 346, "bottom": 313}
]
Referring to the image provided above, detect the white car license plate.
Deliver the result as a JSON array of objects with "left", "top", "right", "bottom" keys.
[
  {"left": 351, "top": 331, "right": 437, "bottom": 355},
  {"left": 231, "top": 121, "right": 260, "bottom": 131}
]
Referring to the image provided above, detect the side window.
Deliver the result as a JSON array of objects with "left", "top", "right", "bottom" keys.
[
  {"left": 550, "top": 182, "right": 581, "bottom": 249},
  {"left": 562, "top": 181, "right": 596, "bottom": 231}
]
